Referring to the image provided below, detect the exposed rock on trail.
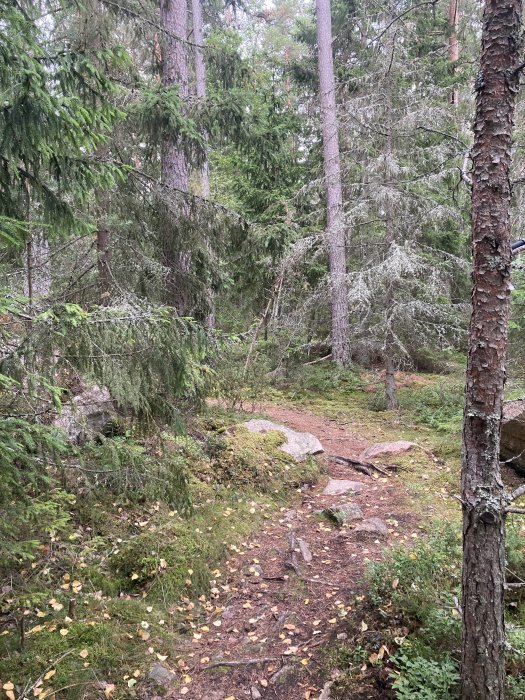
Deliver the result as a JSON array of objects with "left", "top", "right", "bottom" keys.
[
  {"left": 359, "top": 440, "right": 416, "bottom": 461},
  {"left": 161, "top": 404, "right": 417, "bottom": 700},
  {"left": 322, "top": 478, "right": 365, "bottom": 496},
  {"left": 242, "top": 418, "right": 324, "bottom": 461}
]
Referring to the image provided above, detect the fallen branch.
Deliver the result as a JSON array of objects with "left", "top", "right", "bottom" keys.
[
  {"left": 506, "top": 507, "right": 525, "bottom": 515},
  {"left": 330, "top": 455, "right": 394, "bottom": 477},
  {"left": 509, "top": 484, "right": 525, "bottom": 503},
  {"left": 203, "top": 657, "right": 278, "bottom": 670},
  {"left": 303, "top": 353, "right": 332, "bottom": 366}
]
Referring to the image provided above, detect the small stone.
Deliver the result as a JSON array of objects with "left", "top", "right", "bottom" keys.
[
  {"left": 337, "top": 632, "right": 348, "bottom": 641},
  {"left": 148, "top": 663, "right": 176, "bottom": 687},
  {"left": 353, "top": 517, "right": 389, "bottom": 540},
  {"left": 322, "top": 503, "right": 363, "bottom": 524},
  {"left": 297, "top": 538, "right": 313, "bottom": 563},
  {"left": 323, "top": 479, "right": 365, "bottom": 496},
  {"left": 251, "top": 687, "right": 262, "bottom": 700},
  {"left": 319, "top": 681, "right": 333, "bottom": 700},
  {"left": 222, "top": 606, "right": 235, "bottom": 620},
  {"left": 284, "top": 509, "right": 297, "bottom": 521},
  {"left": 270, "top": 664, "right": 295, "bottom": 685}
]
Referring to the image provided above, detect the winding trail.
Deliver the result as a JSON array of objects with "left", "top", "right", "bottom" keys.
[{"left": 164, "top": 404, "right": 418, "bottom": 700}]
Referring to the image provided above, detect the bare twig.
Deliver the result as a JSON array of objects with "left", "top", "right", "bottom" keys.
[
  {"left": 509, "top": 484, "right": 525, "bottom": 503},
  {"left": 203, "top": 657, "right": 278, "bottom": 670},
  {"left": 330, "top": 455, "right": 394, "bottom": 477}
]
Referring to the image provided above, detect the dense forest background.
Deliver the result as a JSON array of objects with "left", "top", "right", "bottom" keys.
[{"left": 3, "top": 0, "right": 525, "bottom": 698}]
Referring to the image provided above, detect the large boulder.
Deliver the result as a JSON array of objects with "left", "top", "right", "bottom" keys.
[
  {"left": 54, "top": 384, "right": 116, "bottom": 445},
  {"left": 501, "top": 398, "right": 525, "bottom": 474},
  {"left": 242, "top": 419, "right": 324, "bottom": 462}
]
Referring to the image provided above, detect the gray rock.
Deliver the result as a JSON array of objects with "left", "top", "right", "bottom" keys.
[
  {"left": 501, "top": 398, "right": 525, "bottom": 474},
  {"left": 251, "top": 687, "right": 262, "bottom": 700},
  {"left": 322, "top": 479, "right": 365, "bottom": 496},
  {"left": 284, "top": 509, "right": 297, "bottom": 521},
  {"left": 319, "top": 681, "right": 333, "bottom": 700},
  {"left": 222, "top": 606, "right": 235, "bottom": 620},
  {"left": 353, "top": 517, "right": 389, "bottom": 539},
  {"left": 54, "top": 384, "right": 116, "bottom": 445},
  {"left": 323, "top": 502, "right": 363, "bottom": 524},
  {"left": 242, "top": 419, "right": 324, "bottom": 462},
  {"left": 269, "top": 664, "right": 295, "bottom": 685},
  {"left": 297, "top": 538, "right": 313, "bottom": 563},
  {"left": 148, "top": 663, "right": 176, "bottom": 686},
  {"left": 360, "top": 440, "right": 415, "bottom": 461}
]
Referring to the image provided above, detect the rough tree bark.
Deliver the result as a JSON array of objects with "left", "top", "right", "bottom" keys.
[
  {"left": 461, "top": 1, "right": 523, "bottom": 698},
  {"left": 316, "top": 0, "right": 351, "bottom": 366},
  {"left": 191, "top": 0, "right": 209, "bottom": 198},
  {"left": 160, "top": 0, "right": 191, "bottom": 314},
  {"left": 383, "top": 43, "right": 398, "bottom": 411},
  {"left": 447, "top": 0, "right": 459, "bottom": 105},
  {"left": 191, "top": 0, "right": 215, "bottom": 329}
]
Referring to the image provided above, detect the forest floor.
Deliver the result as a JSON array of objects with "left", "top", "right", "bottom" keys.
[{"left": 160, "top": 401, "right": 430, "bottom": 700}]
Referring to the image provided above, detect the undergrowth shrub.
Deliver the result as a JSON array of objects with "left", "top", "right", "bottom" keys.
[
  {"left": 214, "top": 336, "right": 272, "bottom": 409},
  {"left": 390, "top": 653, "right": 459, "bottom": 700},
  {"left": 367, "top": 525, "right": 461, "bottom": 624},
  {"left": 0, "top": 418, "right": 71, "bottom": 569},
  {"left": 398, "top": 381, "right": 464, "bottom": 432},
  {"left": 80, "top": 435, "right": 192, "bottom": 513}
]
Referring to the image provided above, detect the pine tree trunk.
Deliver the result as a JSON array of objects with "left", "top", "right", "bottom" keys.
[
  {"left": 191, "top": 0, "right": 209, "bottom": 198},
  {"left": 383, "top": 70, "right": 398, "bottom": 410},
  {"left": 316, "top": 0, "right": 350, "bottom": 366},
  {"left": 24, "top": 233, "right": 51, "bottom": 305},
  {"left": 97, "top": 205, "right": 111, "bottom": 305},
  {"left": 191, "top": 0, "right": 215, "bottom": 329},
  {"left": 461, "top": 2, "right": 523, "bottom": 698},
  {"left": 160, "top": 0, "right": 191, "bottom": 314},
  {"left": 448, "top": 0, "right": 459, "bottom": 105}
]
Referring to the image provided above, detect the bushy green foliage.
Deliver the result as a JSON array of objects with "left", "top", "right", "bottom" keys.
[
  {"left": 390, "top": 653, "right": 459, "bottom": 700},
  {"left": 367, "top": 525, "right": 462, "bottom": 623},
  {"left": 81, "top": 435, "right": 192, "bottom": 512},
  {"left": 0, "top": 0, "right": 125, "bottom": 239},
  {"left": 0, "top": 418, "right": 71, "bottom": 568},
  {"left": 398, "top": 381, "right": 464, "bottom": 433}
]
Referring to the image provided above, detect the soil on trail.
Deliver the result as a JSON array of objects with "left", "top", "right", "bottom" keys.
[{"left": 163, "top": 404, "right": 418, "bottom": 700}]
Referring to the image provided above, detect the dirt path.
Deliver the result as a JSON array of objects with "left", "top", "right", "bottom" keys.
[{"left": 164, "top": 404, "right": 418, "bottom": 700}]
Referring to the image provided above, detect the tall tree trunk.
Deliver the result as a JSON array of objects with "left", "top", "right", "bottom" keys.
[
  {"left": 316, "top": 0, "right": 350, "bottom": 366},
  {"left": 383, "top": 64, "right": 398, "bottom": 410},
  {"left": 160, "top": 0, "right": 191, "bottom": 314},
  {"left": 447, "top": 0, "right": 459, "bottom": 105},
  {"left": 96, "top": 196, "right": 112, "bottom": 305},
  {"left": 24, "top": 233, "right": 51, "bottom": 305},
  {"left": 461, "top": 2, "right": 523, "bottom": 698},
  {"left": 191, "top": 0, "right": 215, "bottom": 329},
  {"left": 191, "top": 0, "right": 209, "bottom": 198},
  {"left": 82, "top": 0, "right": 112, "bottom": 305}
]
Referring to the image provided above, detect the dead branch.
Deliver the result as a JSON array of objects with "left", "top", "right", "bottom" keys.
[
  {"left": 330, "top": 455, "right": 394, "bottom": 477},
  {"left": 509, "top": 484, "right": 525, "bottom": 503},
  {"left": 303, "top": 353, "right": 333, "bottom": 366},
  {"left": 203, "top": 657, "right": 278, "bottom": 670}
]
